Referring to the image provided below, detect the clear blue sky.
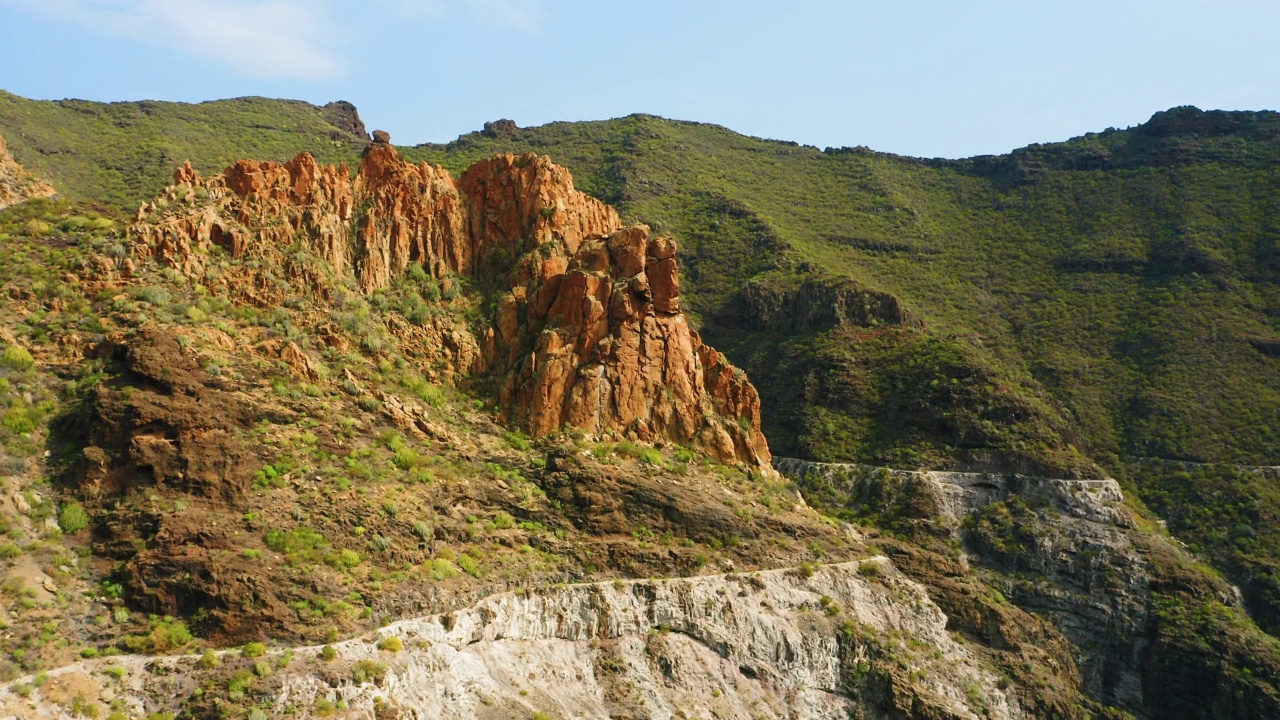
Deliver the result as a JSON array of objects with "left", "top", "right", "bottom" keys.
[{"left": 1, "top": 0, "right": 1276, "bottom": 158}]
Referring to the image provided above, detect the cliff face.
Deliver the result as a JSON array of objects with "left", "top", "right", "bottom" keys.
[
  {"left": 0, "top": 132, "right": 56, "bottom": 210},
  {"left": 776, "top": 458, "right": 1280, "bottom": 720},
  {"left": 126, "top": 138, "right": 768, "bottom": 464},
  {"left": 0, "top": 562, "right": 1020, "bottom": 720}
]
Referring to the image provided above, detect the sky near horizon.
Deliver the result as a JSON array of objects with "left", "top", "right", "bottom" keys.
[{"left": 0, "top": 0, "right": 1276, "bottom": 159}]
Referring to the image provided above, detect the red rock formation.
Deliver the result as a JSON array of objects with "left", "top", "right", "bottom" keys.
[
  {"left": 496, "top": 224, "right": 768, "bottom": 464},
  {"left": 0, "top": 132, "right": 56, "bottom": 210},
  {"left": 128, "top": 141, "right": 770, "bottom": 465}
]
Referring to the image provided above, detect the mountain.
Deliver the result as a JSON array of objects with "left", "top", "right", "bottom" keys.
[{"left": 0, "top": 92, "right": 1276, "bottom": 719}]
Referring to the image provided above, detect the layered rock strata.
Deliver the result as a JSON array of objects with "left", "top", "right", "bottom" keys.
[
  {"left": 127, "top": 138, "right": 769, "bottom": 464},
  {"left": 0, "top": 562, "right": 1017, "bottom": 720}
]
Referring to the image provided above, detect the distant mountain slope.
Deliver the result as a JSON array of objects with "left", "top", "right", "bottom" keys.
[
  {"left": 403, "top": 109, "right": 1280, "bottom": 472},
  {"left": 0, "top": 91, "right": 369, "bottom": 208}
]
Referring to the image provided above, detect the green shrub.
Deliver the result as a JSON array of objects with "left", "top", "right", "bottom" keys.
[
  {"left": 226, "top": 669, "right": 254, "bottom": 698},
  {"left": 320, "top": 645, "right": 337, "bottom": 662},
  {"left": 351, "top": 659, "right": 387, "bottom": 684},
  {"left": 1, "top": 406, "right": 36, "bottom": 435},
  {"left": 135, "top": 286, "right": 171, "bottom": 306},
  {"left": 391, "top": 448, "right": 422, "bottom": 470},
  {"left": 428, "top": 558, "right": 458, "bottom": 581},
  {"left": 458, "top": 553, "right": 483, "bottom": 578},
  {"left": 241, "top": 641, "right": 267, "bottom": 658},
  {"left": 503, "top": 431, "right": 531, "bottom": 451},
  {"left": 326, "top": 548, "right": 362, "bottom": 570},
  {"left": 198, "top": 649, "right": 219, "bottom": 668},
  {"left": 265, "top": 527, "right": 328, "bottom": 563},
  {"left": 61, "top": 215, "right": 90, "bottom": 231},
  {"left": 377, "top": 636, "right": 402, "bottom": 653},
  {"left": 58, "top": 502, "right": 90, "bottom": 534},
  {"left": 22, "top": 219, "right": 52, "bottom": 237},
  {"left": 0, "top": 345, "right": 34, "bottom": 370},
  {"left": 638, "top": 448, "right": 665, "bottom": 466},
  {"left": 407, "top": 467, "right": 436, "bottom": 484},
  {"left": 145, "top": 617, "right": 192, "bottom": 652}
]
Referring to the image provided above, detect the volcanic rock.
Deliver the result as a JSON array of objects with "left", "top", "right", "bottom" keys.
[{"left": 127, "top": 143, "right": 769, "bottom": 464}]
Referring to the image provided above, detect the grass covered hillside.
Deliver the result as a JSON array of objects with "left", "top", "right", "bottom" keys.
[
  {"left": 2, "top": 91, "right": 1278, "bottom": 636},
  {"left": 0, "top": 91, "right": 370, "bottom": 209},
  {"left": 394, "top": 110, "right": 1279, "bottom": 472}
]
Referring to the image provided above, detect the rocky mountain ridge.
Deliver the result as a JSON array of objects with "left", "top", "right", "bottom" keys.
[{"left": 123, "top": 136, "right": 768, "bottom": 465}]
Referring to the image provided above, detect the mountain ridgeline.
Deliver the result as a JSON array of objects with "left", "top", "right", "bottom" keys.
[{"left": 0, "top": 92, "right": 1278, "bottom": 720}]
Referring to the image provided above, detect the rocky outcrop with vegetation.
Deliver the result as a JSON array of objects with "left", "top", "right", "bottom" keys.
[
  {"left": 125, "top": 138, "right": 767, "bottom": 464},
  {"left": 0, "top": 133, "right": 54, "bottom": 211}
]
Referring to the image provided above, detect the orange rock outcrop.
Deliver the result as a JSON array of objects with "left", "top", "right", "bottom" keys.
[{"left": 128, "top": 137, "right": 770, "bottom": 465}]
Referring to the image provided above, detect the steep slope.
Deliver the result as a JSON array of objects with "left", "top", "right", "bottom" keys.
[
  {"left": 0, "top": 132, "right": 55, "bottom": 210},
  {"left": 402, "top": 109, "right": 1280, "bottom": 472}
]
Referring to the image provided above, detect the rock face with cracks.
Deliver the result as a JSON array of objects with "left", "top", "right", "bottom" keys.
[
  {"left": 127, "top": 139, "right": 769, "bottom": 464},
  {"left": 0, "top": 562, "right": 1019, "bottom": 720}
]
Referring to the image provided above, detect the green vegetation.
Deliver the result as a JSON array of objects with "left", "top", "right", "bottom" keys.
[
  {"left": 0, "top": 91, "right": 368, "bottom": 208},
  {"left": 0, "top": 94, "right": 1278, "bottom": 718},
  {"left": 351, "top": 659, "right": 387, "bottom": 684},
  {"left": 123, "top": 616, "right": 192, "bottom": 653},
  {"left": 57, "top": 502, "right": 89, "bottom": 534},
  {"left": 396, "top": 108, "right": 1280, "bottom": 477},
  {"left": 0, "top": 346, "right": 33, "bottom": 371},
  {"left": 1125, "top": 462, "right": 1280, "bottom": 636}
]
